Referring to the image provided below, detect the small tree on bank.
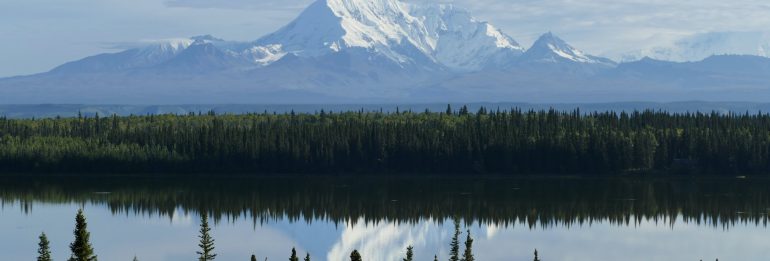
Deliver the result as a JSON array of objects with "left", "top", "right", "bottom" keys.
[
  {"left": 304, "top": 253, "right": 311, "bottom": 261},
  {"left": 68, "top": 209, "right": 97, "bottom": 261},
  {"left": 37, "top": 232, "right": 52, "bottom": 261},
  {"left": 251, "top": 255, "right": 257, "bottom": 261},
  {"left": 196, "top": 213, "right": 216, "bottom": 261},
  {"left": 290, "top": 248, "right": 299, "bottom": 261},
  {"left": 403, "top": 246, "right": 413, "bottom": 261},
  {"left": 462, "top": 229, "right": 474, "bottom": 261},
  {"left": 350, "top": 250, "right": 362, "bottom": 261},
  {"left": 533, "top": 249, "right": 540, "bottom": 261},
  {"left": 449, "top": 219, "right": 461, "bottom": 261}
]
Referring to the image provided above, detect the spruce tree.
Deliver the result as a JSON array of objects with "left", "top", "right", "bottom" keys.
[
  {"left": 68, "top": 209, "right": 97, "bottom": 261},
  {"left": 350, "top": 250, "right": 362, "bottom": 261},
  {"left": 461, "top": 229, "right": 473, "bottom": 261},
  {"left": 251, "top": 255, "right": 257, "bottom": 261},
  {"left": 434, "top": 255, "right": 438, "bottom": 261},
  {"left": 289, "top": 248, "right": 299, "bottom": 261},
  {"left": 37, "top": 232, "right": 52, "bottom": 261},
  {"left": 196, "top": 213, "right": 216, "bottom": 261},
  {"left": 403, "top": 246, "right": 413, "bottom": 261},
  {"left": 449, "top": 219, "right": 461, "bottom": 261},
  {"left": 132, "top": 256, "right": 139, "bottom": 261},
  {"left": 533, "top": 249, "right": 540, "bottom": 261},
  {"left": 304, "top": 253, "right": 311, "bottom": 261}
]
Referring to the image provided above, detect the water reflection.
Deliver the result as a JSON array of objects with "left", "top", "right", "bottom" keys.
[{"left": 1, "top": 176, "right": 769, "bottom": 260}]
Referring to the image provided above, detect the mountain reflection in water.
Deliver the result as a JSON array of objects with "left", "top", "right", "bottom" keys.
[{"left": 1, "top": 176, "right": 768, "bottom": 260}]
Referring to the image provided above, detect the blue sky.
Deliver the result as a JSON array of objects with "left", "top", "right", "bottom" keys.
[{"left": 2, "top": 0, "right": 770, "bottom": 77}]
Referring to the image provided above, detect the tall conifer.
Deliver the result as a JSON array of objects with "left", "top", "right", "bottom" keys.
[
  {"left": 449, "top": 219, "right": 461, "bottom": 261},
  {"left": 37, "top": 232, "right": 52, "bottom": 261},
  {"left": 196, "top": 213, "right": 216, "bottom": 261},
  {"left": 68, "top": 209, "right": 97, "bottom": 261},
  {"left": 462, "top": 229, "right": 474, "bottom": 261}
]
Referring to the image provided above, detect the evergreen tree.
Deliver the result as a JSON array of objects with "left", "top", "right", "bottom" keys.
[
  {"left": 403, "top": 246, "right": 413, "bottom": 261},
  {"left": 434, "top": 255, "right": 438, "bottom": 261},
  {"left": 289, "top": 248, "right": 299, "bottom": 261},
  {"left": 132, "top": 256, "right": 138, "bottom": 261},
  {"left": 37, "top": 232, "right": 52, "bottom": 261},
  {"left": 350, "top": 250, "right": 362, "bottom": 261},
  {"left": 304, "top": 253, "right": 310, "bottom": 261},
  {"left": 461, "top": 229, "right": 473, "bottom": 261},
  {"left": 68, "top": 209, "right": 97, "bottom": 261},
  {"left": 251, "top": 255, "right": 257, "bottom": 261},
  {"left": 449, "top": 219, "right": 461, "bottom": 261},
  {"left": 533, "top": 249, "right": 540, "bottom": 261},
  {"left": 196, "top": 213, "right": 216, "bottom": 261}
]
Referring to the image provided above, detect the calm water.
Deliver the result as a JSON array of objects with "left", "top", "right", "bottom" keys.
[{"left": 2, "top": 176, "right": 769, "bottom": 261}]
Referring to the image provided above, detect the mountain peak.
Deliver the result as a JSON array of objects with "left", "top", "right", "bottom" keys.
[
  {"left": 520, "top": 32, "right": 614, "bottom": 65},
  {"left": 256, "top": 0, "right": 523, "bottom": 71}
]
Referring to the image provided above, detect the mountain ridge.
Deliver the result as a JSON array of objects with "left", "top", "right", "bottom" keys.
[{"left": 2, "top": 0, "right": 770, "bottom": 104}]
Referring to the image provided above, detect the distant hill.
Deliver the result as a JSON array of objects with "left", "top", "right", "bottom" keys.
[{"left": 3, "top": 102, "right": 770, "bottom": 118}]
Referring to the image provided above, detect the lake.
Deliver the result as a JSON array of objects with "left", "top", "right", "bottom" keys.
[{"left": 1, "top": 176, "right": 768, "bottom": 260}]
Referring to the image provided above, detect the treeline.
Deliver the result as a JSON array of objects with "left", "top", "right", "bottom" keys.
[
  {"left": 2, "top": 107, "right": 770, "bottom": 174},
  {"left": 36, "top": 210, "right": 546, "bottom": 261}
]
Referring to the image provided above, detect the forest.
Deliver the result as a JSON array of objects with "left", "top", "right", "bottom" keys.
[{"left": 1, "top": 106, "right": 769, "bottom": 174}]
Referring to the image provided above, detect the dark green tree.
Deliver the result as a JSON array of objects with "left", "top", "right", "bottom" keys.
[
  {"left": 251, "top": 255, "right": 257, "bottom": 261},
  {"left": 449, "top": 219, "right": 461, "bottom": 261},
  {"left": 37, "top": 232, "right": 52, "bottom": 261},
  {"left": 462, "top": 230, "right": 473, "bottom": 261},
  {"left": 434, "top": 255, "right": 438, "bottom": 261},
  {"left": 350, "top": 250, "right": 362, "bottom": 261},
  {"left": 304, "top": 253, "right": 311, "bottom": 261},
  {"left": 132, "top": 256, "right": 138, "bottom": 261},
  {"left": 533, "top": 249, "right": 540, "bottom": 261},
  {"left": 196, "top": 213, "right": 216, "bottom": 261},
  {"left": 68, "top": 209, "right": 97, "bottom": 261},
  {"left": 290, "top": 248, "right": 299, "bottom": 261},
  {"left": 403, "top": 246, "right": 413, "bottom": 261}
]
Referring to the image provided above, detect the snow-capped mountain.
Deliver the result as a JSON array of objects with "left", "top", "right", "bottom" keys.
[
  {"left": 50, "top": 38, "right": 194, "bottom": 74},
  {"left": 517, "top": 33, "right": 616, "bottom": 67},
  {"left": 2, "top": 0, "right": 770, "bottom": 104},
  {"left": 253, "top": 0, "right": 524, "bottom": 71},
  {"left": 622, "top": 31, "right": 770, "bottom": 62}
]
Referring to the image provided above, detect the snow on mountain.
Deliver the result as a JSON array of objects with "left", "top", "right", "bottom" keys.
[
  {"left": 50, "top": 38, "right": 195, "bottom": 73},
  {"left": 411, "top": 4, "right": 524, "bottom": 71},
  {"left": 621, "top": 31, "right": 770, "bottom": 62},
  {"left": 519, "top": 32, "right": 615, "bottom": 66},
  {"left": 8, "top": 0, "right": 770, "bottom": 104},
  {"left": 255, "top": 0, "right": 523, "bottom": 71},
  {"left": 49, "top": 0, "right": 529, "bottom": 74}
]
